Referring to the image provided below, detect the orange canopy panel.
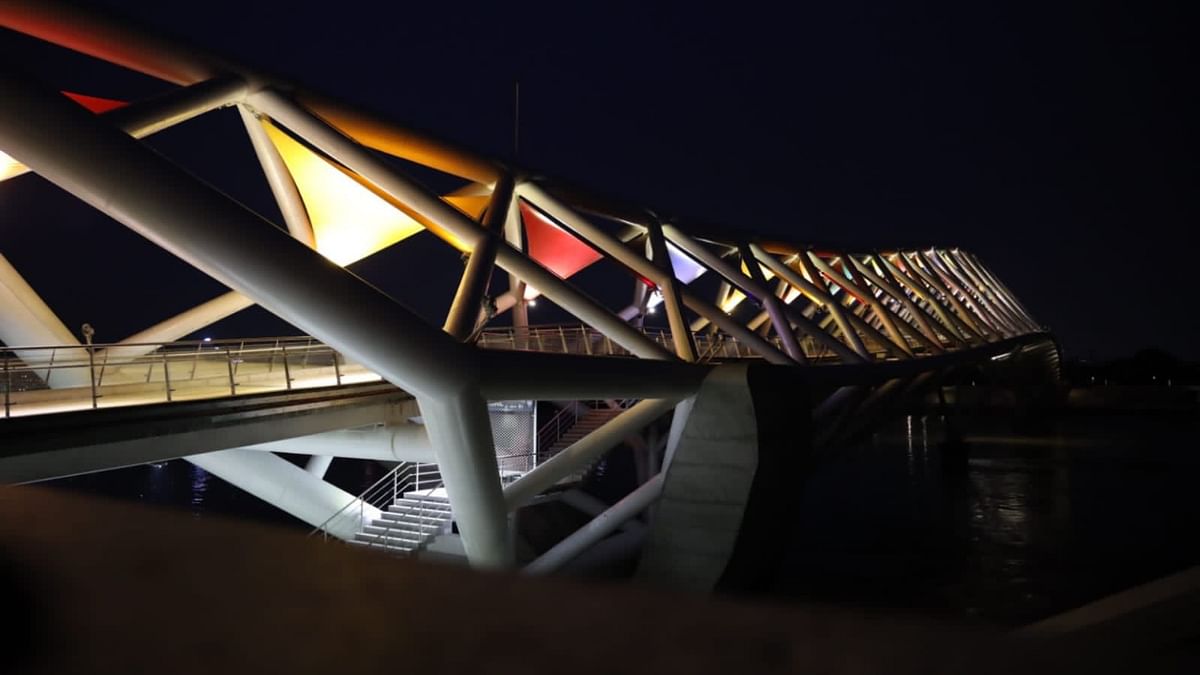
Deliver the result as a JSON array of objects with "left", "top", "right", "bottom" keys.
[
  {"left": 521, "top": 200, "right": 602, "bottom": 298},
  {"left": 262, "top": 120, "right": 426, "bottom": 266},
  {"left": 2, "top": 91, "right": 128, "bottom": 181}
]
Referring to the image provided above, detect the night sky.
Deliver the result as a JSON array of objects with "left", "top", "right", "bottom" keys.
[{"left": 1, "top": 1, "right": 1194, "bottom": 359}]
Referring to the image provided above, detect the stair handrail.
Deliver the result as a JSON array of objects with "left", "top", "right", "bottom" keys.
[
  {"left": 361, "top": 469, "right": 452, "bottom": 556},
  {"left": 309, "top": 461, "right": 419, "bottom": 540}
]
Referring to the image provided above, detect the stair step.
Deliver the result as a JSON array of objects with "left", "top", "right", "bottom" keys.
[
  {"left": 354, "top": 531, "right": 421, "bottom": 546},
  {"left": 378, "top": 513, "right": 451, "bottom": 526},
  {"left": 393, "top": 496, "right": 452, "bottom": 507},
  {"left": 387, "top": 503, "right": 453, "bottom": 514},
  {"left": 364, "top": 524, "right": 441, "bottom": 536},
  {"left": 348, "top": 540, "right": 415, "bottom": 555}
]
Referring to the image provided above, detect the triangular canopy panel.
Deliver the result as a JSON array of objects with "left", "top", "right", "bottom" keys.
[
  {"left": 521, "top": 200, "right": 603, "bottom": 299},
  {"left": 262, "top": 120, "right": 427, "bottom": 266}
]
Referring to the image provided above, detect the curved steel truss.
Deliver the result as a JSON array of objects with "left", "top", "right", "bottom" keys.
[{"left": 0, "top": 2, "right": 1051, "bottom": 569}]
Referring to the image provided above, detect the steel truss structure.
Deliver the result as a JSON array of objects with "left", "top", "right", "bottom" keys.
[{"left": 0, "top": 2, "right": 1051, "bottom": 569}]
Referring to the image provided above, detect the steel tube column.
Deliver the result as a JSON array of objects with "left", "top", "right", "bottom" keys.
[
  {"left": 748, "top": 245, "right": 871, "bottom": 361},
  {"left": 419, "top": 390, "right": 512, "bottom": 566},
  {"left": 646, "top": 220, "right": 697, "bottom": 361},
  {"left": 804, "top": 252, "right": 914, "bottom": 357},
  {"left": 0, "top": 68, "right": 516, "bottom": 567},
  {"left": 503, "top": 398, "right": 678, "bottom": 509},
  {"left": 736, "top": 243, "right": 806, "bottom": 362},
  {"left": 898, "top": 252, "right": 988, "bottom": 340},
  {"left": 188, "top": 449, "right": 378, "bottom": 541},
  {"left": 516, "top": 183, "right": 790, "bottom": 364},
  {"left": 444, "top": 175, "right": 512, "bottom": 340},
  {"left": 248, "top": 91, "right": 670, "bottom": 361},
  {"left": 237, "top": 105, "right": 316, "bottom": 247},
  {"left": 241, "top": 424, "right": 436, "bottom": 463},
  {"left": 0, "top": 253, "right": 89, "bottom": 387},
  {"left": 664, "top": 227, "right": 858, "bottom": 362},
  {"left": 523, "top": 473, "right": 665, "bottom": 575}
]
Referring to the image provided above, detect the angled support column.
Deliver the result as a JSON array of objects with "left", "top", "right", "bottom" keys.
[
  {"left": 2, "top": 76, "right": 248, "bottom": 183},
  {"left": 737, "top": 243, "right": 806, "bottom": 362},
  {"left": 646, "top": 220, "right": 697, "bottom": 361},
  {"left": 102, "top": 291, "right": 254, "bottom": 360},
  {"left": 523, "top": 473, "right": 664, "bottom": 575},
  {"left": 872, "top": 253, "right": 971, "bottom": 347},
  {"left": 957, "top": 252, "right": 1038, "bottom": 330},
  {"left": 188, "top": 449, "right": 377, "bottom": 541},
  {"left": 248, "top": 91, "right": 671, "bottom": 361},
  {"left": 944, "top": 250, "right": 1023, "bottom": 333},
  {"left": 444, "top": 174, "right": 513, "bottom": 340},
  {"left": 931, "top": 251, "right": 1014, "bottom": 335},
  {"left": 304, "top": 455, "right": 333, "bottom": 479},
  {"left": 803, "top": 252, "right": 914, "bottom": 357},
  {"left": 0, "top": 68, "right": 514, "bottom": 567},
  {"left": 503, "top": 398, "right": 678, "bottom": 509},
  {"left": 749, "top": 245, "right": 871, "bottom": 361},
  {"left": 898, "top": 251, "right": 988, "bottom": 340},
  {"left": 517, "top": 183, "right": 787, "bottom": 363},
  {"left": 418, "top": 389, "right": 512, "bottom": 566},
  {"left": 237, "top": 104, "right": 316, "bottom": 247},
  {"left": 502, "top": 193, "right": 529, "bottom": 335},
  {"left": 919, "top": 250, "right": 1000, "bottom": 336},
  {"left": 846, "top": 255, "right": 945, "bottom": 351},
  {"left": 947, "top": 250, "right": 1023, "bottom": 331},
  {"left": 0, "top": 253, "right": 88, "bottom": 387},
  {"left": 663, "top": 226, "right": 858, "bottom": 362}
]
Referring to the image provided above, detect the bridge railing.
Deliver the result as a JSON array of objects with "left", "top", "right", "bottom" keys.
[
  {"left": 475, "top": 324, "right": 845, "bottom": 362},
  {"left": 1, "top": 336, "right": 382, "bottom": 418}
]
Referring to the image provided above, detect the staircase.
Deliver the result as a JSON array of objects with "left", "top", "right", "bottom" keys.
[
  {"left": 538, "top": 404, "right": 629, "bottom": 483},
  {"left": 312, "top": 462, "right": 453, "bottom": 558},
  {"left": 349, "top": 491, "right": 454, "bottom": 556}
]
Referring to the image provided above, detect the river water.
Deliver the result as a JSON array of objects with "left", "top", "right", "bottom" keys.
[
  {"left": 42, "top": 410, "right": 1200, "bottom": 627},
  {"left": 773, "top": 411, "right": 1200, "bottom": 625}
]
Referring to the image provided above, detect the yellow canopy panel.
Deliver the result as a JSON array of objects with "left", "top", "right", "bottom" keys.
[{"left": 262, "top": 120, "right": 426, "bottom": 266}]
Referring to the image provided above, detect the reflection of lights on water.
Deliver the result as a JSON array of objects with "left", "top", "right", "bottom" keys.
[
  {"left": 905, "top": 415, "right": 915, "bottom": 478},
  {"left": 190, "top": 464, "right": 209, "bottom": 510}
]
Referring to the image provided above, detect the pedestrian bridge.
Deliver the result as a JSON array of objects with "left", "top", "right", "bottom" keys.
[{"left": 0, "top": 1, "right": 1056, "bottom": 579}]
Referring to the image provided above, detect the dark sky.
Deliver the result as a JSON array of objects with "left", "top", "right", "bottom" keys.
[{"left": 1, "top": 1, "right": 1195, "bottom": 359}]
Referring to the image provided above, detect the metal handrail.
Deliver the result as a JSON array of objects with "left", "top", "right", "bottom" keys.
[
  {"left": 309, "top": 461, "right": 446, "bottom": 543},
  {"left": 0, "top": 337, "right": 378, "bottom": 419}
]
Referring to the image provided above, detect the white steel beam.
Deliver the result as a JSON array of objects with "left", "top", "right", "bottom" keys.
[
  {"left": 248, "top": 90, "right": 672, "bottom": 361},
  {"left": 444, "top": 174, "right": 513, "bottom": 340},
  {"left": 523, "top": 472, "right": 664, "bottom": 575},
  {"left": 503, "top": 398, "right": 678, "bottom": 509},
  {"left": 0, "top": 69, "right": 516, "bottom": 567},
  {"left": 737, "top": 243, "right": 806, "bottom": 362},
  {"left": 188, "top": 449, "right": 378, "bottom": 541},
  {"left": 237, "top": 104, "right": 316, "bottom": 247}
]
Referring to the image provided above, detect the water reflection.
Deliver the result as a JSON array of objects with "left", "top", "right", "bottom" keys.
[
  {"left": 778, "top": 413, "right": 1200, "bottom": 625},
  {"left": 190, "top": 463, "right": 209, "bottom": 513}
]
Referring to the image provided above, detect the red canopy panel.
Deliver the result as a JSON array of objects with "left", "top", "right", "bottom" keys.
[
  {"left": 62, "top": 91, "right": 128, "bottom": 113},
  {"left": 521, "top": 200, "right": 602, "bottom": 281}
]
